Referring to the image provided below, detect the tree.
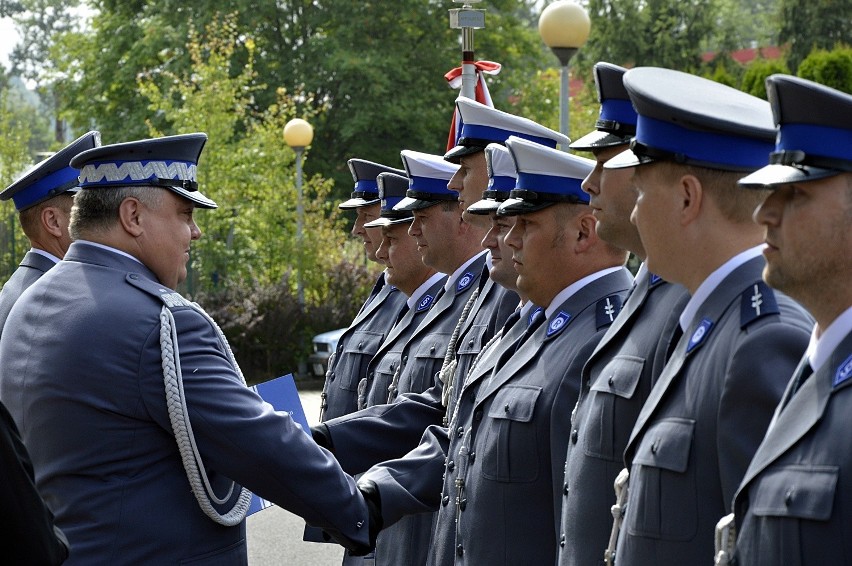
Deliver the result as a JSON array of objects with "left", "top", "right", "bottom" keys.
[
  {"left": 797, "top": 47, "right": 852, "bottom": 94},
  {"left": 741, "top": 58, "right": 790, "bottom": 99},
  {"left": 779, "top": 0, "right": 852, "bottom": 72}
]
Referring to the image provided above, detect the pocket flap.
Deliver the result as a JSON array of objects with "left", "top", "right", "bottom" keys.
[
  {"left": 342, "top": 330, "right": 384, "bottom": 355},
  {"left": 413, "top": 332, "right": 451, "bottom": 360},
  {"left": 590, "top": 355, "right": 645, "bottom": 398},
  {"left": 487, "top": 385, "right": 541, "bottom": 423},
  {"left": 457, "top": 324, "right": 488, "bottom": 355},
  {"left": 751, "top": 465, "right": 838, "bottom": 520},
  {"left": 633, "top": 418, "right": 695, "bottom": 473}
]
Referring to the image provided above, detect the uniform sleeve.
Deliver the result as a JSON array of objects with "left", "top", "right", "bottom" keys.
[
  {"left": 138, "top": 306, "right": 372, "bottom": 552},
  {"left": 716, "top": 318, "right": 810, "bottom": 509},
  {"left": 0, "top": 401, "right": 69, "bottom": 565}
]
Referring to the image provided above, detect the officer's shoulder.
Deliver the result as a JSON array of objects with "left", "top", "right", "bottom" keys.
[{"left": 125, "top": 273, "right": 192, "bottom": 309}]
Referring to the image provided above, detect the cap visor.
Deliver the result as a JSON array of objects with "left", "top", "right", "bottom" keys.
[
  {"left": 569, "top": 130, "right": 632, "bottom": 151},
  {"left": 496, "top": 198, "right": 554, "bottom": 216},
  {"left": 393, "top": 196, "right": 442, "bottom": 211},
  {"left": 738, "top": 164, "right": 841, "bottom": 189},
  {"left": 444, "top": 144, "right": 483, "bottom": 164},
  {"left": 170, "top": 186, "right": 217, "bottom": 209},
  {"left": 603, "top": 148, "right": 653, "bottom": 170},
  {"left": 466, "top": 198, "right": 501, "bottom": 215},
  {"left": 364, "top": 216, "right": 412, "bottom": 228},
  {"left": 338, "top": 196, "right": 380, "bottom": 209}
]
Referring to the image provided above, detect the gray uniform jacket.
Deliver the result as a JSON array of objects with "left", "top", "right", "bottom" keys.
[
  {"left": 558, "top": 271, "right": 689, "bottom": 566},
  {"left": 362, "top": 267, "right": 632, "bottom": 566},
  {"left": 733, "top": 331, "right": 852, "bottom": 565},
  {"left": 616, "top": 257, "right": 812, "bottom": 565},
  {"left": 0, "top": 250, "right": 56, "bottom": 338},
  {"left": 0, "top": 242, "right": 372, "bottom": 565},
  {"left": 321, "top": 273, "right": 407, "bottom": 421}
]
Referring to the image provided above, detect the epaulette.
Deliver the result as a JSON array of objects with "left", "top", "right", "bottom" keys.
[
  {"left": 740, "top": 281, "right": 779, "bottom": 328},
  {"left": 125, "top": 273, "right": 191, "bottom": 308},
  {"left": 596, "top": 294, "right": 624, "bottom": 330}
]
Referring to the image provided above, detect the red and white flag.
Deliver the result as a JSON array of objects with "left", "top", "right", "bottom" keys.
[{"left": 445, "top": 61, "right": 502, "bottom": 151}]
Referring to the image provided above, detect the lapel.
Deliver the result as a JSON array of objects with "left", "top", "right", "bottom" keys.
[
  {"left": 455, "top": 269, "right": 494, "bottom": 340},
  {"left": 626, "top": 257, "right": 767, "bottom": 458},
  {"left": 459, "top": 310, "right": 528, "bottom": 396},
  {"left": 404, "top": 254, "right": 487, "bottom": 347},
  {"left": 350, "top": 278, "right": 396, "bottom": 328},
  {"left": 20, "top": 250, "right": 57, "bottom": 274},
  {"left": 739, "top": 332, "right": 852, "bottom": 490},
  {"left": 355, "top": 272, "right": 386, "bottom": 317},
  {"left": 369, "top": 277, "right": 446, "bottom": 362},
  {"left": 476, "top": 267, "right": 632, "bottom": 404}
]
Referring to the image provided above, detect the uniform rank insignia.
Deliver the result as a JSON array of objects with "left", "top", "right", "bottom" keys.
[
  {"left": 456, "top": 271, "right": 475, "bottom": 293},
  {"left": 546, "top": 311, "right": 571, "bottom": 337},
  {"left": 687, "top": 318, "right": 714, "bottom": 353},
  {"left": 834, "top": 354, "right": 852, "bottom": 388},
  {"left": 596, "top": 294, "right": 624, "bottom": 329},
  {"left": 740, "top": 281, "right": 779, "bottom": 328},
  {"left": 416, "top": 294, "right": 434, "bottom": 312}
]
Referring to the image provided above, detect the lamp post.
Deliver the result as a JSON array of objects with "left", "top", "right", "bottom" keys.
[
  {"left": 283, "top": 118, "right": 314, "bottom": 306},
  {"left": 538, "top": 1, "right": 591, "bottom": 146}
]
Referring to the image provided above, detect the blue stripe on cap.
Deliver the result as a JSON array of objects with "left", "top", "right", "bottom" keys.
[
  {"left": 488, "top": 175, "right": 516, "bottom": 191},
  {"left": 778, "top": 123, "right": 852, "bottom": 162},
  {"left": 636, "top": 116, "right": 774, "bottom": 169},
  {"left": 515, "top": 172, "right": 589, "bottom": 204},
  {"left": 354, "top": 179, "right": 379, "bottom": 195},
  {"left": 13, "top": 166, "right": 79, "bottom": 211},
  {"left": 381, "top": 195, "right": 404, "bottom": 211},
  {"left": 409, "top": 175, "right": 453, "bottom": 196},
  {"left": 461, "top": 124, "right": 558, "bottom": 148},
  {"left": 599, "top": 99, "right": 637, "bottom": 126}
]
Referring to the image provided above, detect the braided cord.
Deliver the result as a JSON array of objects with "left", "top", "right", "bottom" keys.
[
  {"left": 439, "top": 287, "right": 480, "bottom": 425},
  {"left": 160, "top": 304, "right": 252, "bottom": 526}
]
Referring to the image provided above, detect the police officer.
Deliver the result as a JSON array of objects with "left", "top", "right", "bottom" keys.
[
  {"left": 0, "top": 131, "right": 100, "bottom": 336},
  {"left": 604, "top": 68, "right": 813, "bottom": 565},
  {"left": 0, "top": 133, "right": 377, "bottom": 564},
  {"left": 357, "top": 136, "right": 632, "bottom": 565},
  {"left": 730, "top": 76, "right": 852, "bottom": 565},
  {"left": 320, "top": 159, "right": 408, "bottom": 421},
  {"left": 557, "top": 62, "right": 690, "bottom": 566}
]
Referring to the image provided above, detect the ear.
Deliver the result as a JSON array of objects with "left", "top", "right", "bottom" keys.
[
  {"left": 574, "top": 211, "right": 599, "bottom": 253},
  {"left": 40, "top": 206, "right": 64, "bottom": 238},
  {"left": 118, "top": 197, "right": 145, "bottom": 237},
  {"left": 678, "top": 173, "right": 704, "bottom": 226}
]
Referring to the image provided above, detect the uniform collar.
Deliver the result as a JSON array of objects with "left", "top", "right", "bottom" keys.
[
  {"left": 544, "top": 266, "right": 622, "bottom": 319},
  {"left": 808, "top": 304, "right": 852, "bottom": 373},
  {"left": 29, "top": 247, "right": 61, "bottom": 264},
  {"left": 406, "top": 272, "right": 446, "bottom": 310},
  {"left": 74, "top": 239, "right": 146, "bottom": 267},
  {"left": 443, "top": 250, "right": 487, "bottom": 293}
]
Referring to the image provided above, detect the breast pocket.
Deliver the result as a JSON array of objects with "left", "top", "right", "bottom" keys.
[
  {"left": 399, "top": 332, "right": 451, "bottom": 395},
  {"left": 455, "top": 324, "right": 489, "bottom": 384},
  {"left": 481, "top": 385, "right": 542, "bottom": 483},
  {"left": 367, "top": 353, "right": 401, "bottom": 407},
  {"left": 628, "top": 418, "right": 697, "bottom": 541},
  {"left": 335, "top": 330, "right": 384, "bottom": 391},
  {"left": 584, "top": 355, "right": 645, "bottom": 461}
]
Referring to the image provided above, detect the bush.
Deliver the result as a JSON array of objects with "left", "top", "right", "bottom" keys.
[
  {"left": 798, "top": 46, "right": 852, "bottom": 94},
  {"left": 741, "top": 58, "right": 791, "bottom": 100}
]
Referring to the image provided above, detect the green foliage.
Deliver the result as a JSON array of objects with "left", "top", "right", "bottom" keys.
[
  {"left": 797, "top": 47, "right": 852, "bottom": 94},
  {"left": 741, "top": 58, "right": 790, "bottom": 99},
  {"left": 780, "top": 0, "right": 852, "bottom": 72}
]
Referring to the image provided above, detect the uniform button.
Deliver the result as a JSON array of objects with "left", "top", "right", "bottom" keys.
[
  {"left": 456, "top": 544, "right": 464, "bottom": 557},
  {"left": 442, "top": 495, "right": 449, "bottom": 506},
  {"left": 430, "top": 345, "right": 436, "bottom": 354},
  {"left": 571, "top": 429, "right": 578, "bottom": 444},
  {"left": 560, "top": 533, "right": 566, "bottom": 547},
  {"left": 447, "top": 460, "right": 455, "bottom": 471},
  {"left": 586, "top": 379, "right": 591, "bottom": 387},
  {"left": 357, "top": 341, "right": 363, "bottom": 349},
  {"left": 651, "top": 439, "right": 659, "bottom": 454},
  {"left": 608, "top": 376, "right": 615, "bottom": 386},
  {"left": 459, "top": 498, "right": 467, "bottom": 511},
  {"left": 469, "top": 451, "right": 475, "bottom": 462},
  {"left": 563, "top": 483, "right": 569, "bottom": 495},
  {"left": 785, "top": 489, "right": 794, "bottom": 506},
  {"left": 457, "top": 426, "right": 464, "bottom": 438},
  {"left": 390, "top": 363, "right": 396, "bottom": 372},
  {"left": 474, "top": 410, "right": 483, "bottom": 421},
  {"left": 402, "top": 355, "right": 408, "bottom": 363},
  {"left": 468, "top": 338, "right": 474, "bottom": 347},
  {"left": 338, "top": 344, "right": 343, "bottom": 352},
  {"left": 329, "top": 372, "right": 335, "bottom": 382},
  {"left": 367, "top": 372, "right": 374, "bottom": 381},
  {"left": 504, "top": 403, "right": 510, "bottom": 412},
  {"left": 129, "top": 274, "right": 138, "bottom": 280}
]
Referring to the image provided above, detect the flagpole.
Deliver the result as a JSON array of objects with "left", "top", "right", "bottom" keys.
[{"left": 449, "top": 0, "right": 485, "bottom": 101}]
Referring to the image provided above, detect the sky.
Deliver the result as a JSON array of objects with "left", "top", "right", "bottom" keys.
[{"left": 0, "top": 17, "right": 19, "bottom": 69}]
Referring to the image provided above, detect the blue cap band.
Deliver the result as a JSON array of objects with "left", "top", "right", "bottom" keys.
[
  {"left": 636, "top": 116, "right": 773, "bottom": 169},
  {"left": 488, "top": 175, "right": 516, "bottom": 191},
  {"left": 461, "top": 124, "right": 558, "bottom": 149},
  {"left": 778, "top": 123, "right": 852, "bottom": 162},
  {"left": 408, "top": 175, "right": 454, "bottom": 196},
  {"left": 354, "top": 179, "right": 379, "bottom": 195},
  {"left": 13, "top": 165, "right": 79, "bottom": 211},
  {"left": 381, "top": 195, "right": 405, "bottom": 211},
  {"left": 599, "top": 99, "right": 637, "bottom": 126},
  {"left": 515, "top": 172, "right": 589, "bottom": 204}
]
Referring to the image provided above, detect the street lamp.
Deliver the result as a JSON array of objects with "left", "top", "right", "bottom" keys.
[
  {"left": 538, "top": 1, "right": 591, "bottom": 146},
  {"left": 283, "top": 118, "right": 314, "bottom": 306}
]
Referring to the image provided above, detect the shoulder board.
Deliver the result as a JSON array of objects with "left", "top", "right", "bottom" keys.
[
  {"left": 125, "top": 273, "right": 191, "bottom": 308},
  {"left": 740, "top": 281, "right": 780, "bottom": 328},
  {"left": 596, "top": 294, "right": 624, "bottom": 330},
  {"left": 416, "top": 294, "right": 435, "bottom": 312},
  {"left": 456, "top": 271, "right": 476, "bottom": 293}
]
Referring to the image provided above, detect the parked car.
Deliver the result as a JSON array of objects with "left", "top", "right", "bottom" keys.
[{"left": 309, "top": 328, "right": 347, "bottom": 378}]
